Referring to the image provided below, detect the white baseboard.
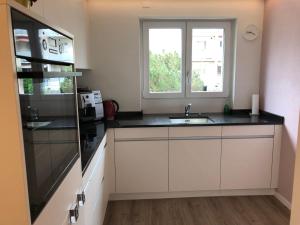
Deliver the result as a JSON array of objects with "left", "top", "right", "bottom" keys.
[
  {"left": 274, "top": 192, "right": 291, "bottom": 210},
  {"left": 110, "top": 189, "right": 276, "bottom": 201}
]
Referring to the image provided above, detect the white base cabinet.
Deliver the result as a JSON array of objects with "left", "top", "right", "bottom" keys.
[
  {"left": 113, "top": 125, "right": 281, "bottom": 196},
  {"left": 169, "top": 139, "right": 221, "bottom": 191},
  {"left": 33, "top": 160, "right": 82, "bottom": 225},
  {"left": 115, "top": 141, "right": 169, "bottom": 193},
  {"left": 32, "top": 125, "right": 281, "bottom": 225},
  {"left": 221, "top": 138, "right": 273, "bottom": 190},
  {"left": 83, "top": 135, "right": 109, "bottom": 225}
]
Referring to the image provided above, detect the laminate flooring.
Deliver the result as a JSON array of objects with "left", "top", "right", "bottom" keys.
[{"left": 103, "top": 196, "right": 290, "bottom": 225}]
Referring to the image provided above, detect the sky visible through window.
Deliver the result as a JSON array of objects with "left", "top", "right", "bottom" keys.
[{"left": 149, "top": 29, "right": 182, "bottom": 54}]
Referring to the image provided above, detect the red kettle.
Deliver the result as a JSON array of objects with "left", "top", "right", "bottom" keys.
[{"left": 103, "top": 100, "right": 119, "bottom": 120}]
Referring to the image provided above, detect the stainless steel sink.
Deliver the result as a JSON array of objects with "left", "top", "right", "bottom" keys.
[
  {"left": 169, "top": 117, "right": 214, "bottom": 124},
  {"left": 169, "top": 113, "right": 206, "bottom": 119},
  {"left": 27, "top": 121, "right": 51, "bottom": 128}
]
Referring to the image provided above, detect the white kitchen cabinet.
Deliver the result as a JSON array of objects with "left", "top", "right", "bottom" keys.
[
  {"left": 271, "top": 125, "right": 282, "bottom": 188},
  {"left": 115, "top": 140, "right": 169, "bottom": 193},
  {"left": 105, "top": 129, "right": 115, "bottom": 194},
  {"left": 84, "top": 171, "right": 105, "bottom": 225},
  {"left": 102, "top": 130, "right": 115, "bottom": 217},
  {"left": 28, "top": 0, "right": 90, "bottom": 69},
  {"left": 169, "top": 126, "right": 221, "bottom": 138},
  {"left": 83, "top": 134, "right": 109, "bottom": 225},
  {"left": 30, "top": 0, "right": 44, "bottom": 17},
  {"left": 169, "top": 139, "right": 221, "bottom": 192},
  {"left": 115, "top": 127, "right": 168, "bottom": 140},
  {"left": 221, "top": 138, "right": 274, "bottom": 190},
  {"left": 222, "top": 125, "right": 274, "bottom": 137},
  {"left": 33, "top": 160, "right": 82, "bottom": 225},
  {"left": 111, "top": 125, "right": 281, "bottom": 200}
]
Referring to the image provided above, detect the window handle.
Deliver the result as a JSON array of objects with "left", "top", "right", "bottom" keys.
[{"left": 186, "top": 71, "right": 190, "bottom": 84}]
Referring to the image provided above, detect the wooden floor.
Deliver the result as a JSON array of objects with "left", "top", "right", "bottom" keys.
[{"left": 103, "top": 196, "right": 290, "bottom": 225}]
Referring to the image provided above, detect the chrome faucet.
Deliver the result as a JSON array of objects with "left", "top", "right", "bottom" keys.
[{"left": 185, "top": 103, "right": 192, "bottom": 117}]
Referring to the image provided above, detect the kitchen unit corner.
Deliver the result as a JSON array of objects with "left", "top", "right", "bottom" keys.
[{"left": 107, "top": 112, "right": 283, "bottom": 201}]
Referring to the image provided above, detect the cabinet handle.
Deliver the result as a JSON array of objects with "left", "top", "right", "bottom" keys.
[
  {"left": 104, "top": 143, "right": 107, "bottom": 148},
  {"left": 101, "top": 176, "right": 105, "bottom": 184},
  {"left": 77, "top": 191, "right": 85, "bottom": 207},
  {"left": 69, "top": 203, "right": 79, "bottom": 224}
]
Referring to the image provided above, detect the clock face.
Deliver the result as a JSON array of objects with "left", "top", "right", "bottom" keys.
[{"left": 243, "top": 25, "right": 260, "bottom": 41}]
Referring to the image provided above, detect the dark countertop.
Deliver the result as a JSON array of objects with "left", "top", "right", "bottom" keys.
[
  {"left": 79, "top": 121, "right": 106, "bottom": 174},
  {"left": 106, "top": 110, "right": 284, "bottom": 128},
  {"left": 78, "top": 110, "right": 283, "bottom": 174}
]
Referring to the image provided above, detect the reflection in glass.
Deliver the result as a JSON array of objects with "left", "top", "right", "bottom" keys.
[
  {"left": 38, "top": 29, "right": 74, "bottom": 63},
  {"left": 18, "top": 78, "right": 34, "bottom": 95},
  {"left": 16, "top": 57, "right": 74, "bottom": 96},
  {"left": 20, "top": 75, "right": 78, "bottom": 221},
  {"left": 14, "top": 29, "right": 31, "bottom": 57},
  {"left": 12, "top": 9, "right": 74, "bottom": 64},
  {"left": 191, "top": 29, "right": 224, "bottom": 92},
  {"left": 41, "top": 78, "right": 74, "bottom": 95},
  {"left": 24, "top": 128, "right": 79, "bottom": 220}
]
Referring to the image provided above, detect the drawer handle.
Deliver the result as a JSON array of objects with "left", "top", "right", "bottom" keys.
[
  {"left": 69, "top": 203, "right": 79, "bottom": 224},
  {"left": 77, "top": 191, "right": 85, "bottom": 207}
]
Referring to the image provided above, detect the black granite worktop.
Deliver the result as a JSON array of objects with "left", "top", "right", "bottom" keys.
[
  {"left": 79, "top": 121, "right": 106, "bottom": 174},
  {"left": 106, "top": 110, "right": 284, "bottom": 128},
  {"left": 78, "top": 110, "right": 283, "bottom": 174}
]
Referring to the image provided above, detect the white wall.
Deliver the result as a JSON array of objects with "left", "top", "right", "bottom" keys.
[
  {"left": 78, "top": 0, "right": 264, "bottom": 113},
  {"left": 260, "top": 0, "right": 300, "bottom": 202}
]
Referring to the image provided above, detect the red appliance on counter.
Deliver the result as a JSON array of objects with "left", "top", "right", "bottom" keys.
[{"left": 103, "top": 100, "right": 119, "bottom": 120}]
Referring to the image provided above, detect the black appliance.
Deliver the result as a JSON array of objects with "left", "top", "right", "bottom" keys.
[
  {"left": 79, "top": 121, "right": 106, "bottom": 173},
  {"left": 11, "top": 9, "right": 81, "bottom": 223}
]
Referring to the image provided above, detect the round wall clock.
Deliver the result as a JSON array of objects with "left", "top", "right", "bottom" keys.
[{"left": 243, "top": 25, "right": 260, "bottom": 41}]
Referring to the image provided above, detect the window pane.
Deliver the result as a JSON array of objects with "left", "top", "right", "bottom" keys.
[
  {"left": 149, "top": 29, "right": 182, "bottom": 93},
  {"left": 191, "top": 29, "right": 224, "bottom": 92}
]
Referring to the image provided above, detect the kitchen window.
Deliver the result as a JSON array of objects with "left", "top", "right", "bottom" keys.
[{"left": 142, "top": 20, "right": 232, "bottom": 98}]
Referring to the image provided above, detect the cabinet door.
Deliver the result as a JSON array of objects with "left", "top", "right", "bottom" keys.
[
  {"left": 169, "top": 140, "right": 221, "bottom": 192},
  {"left": 30, "top": 0, "right": 44, "bottom": 17},
  {"left": 84, "top": 148, "right": 106, "bottom": 225},
  {"left": 115, "top": 141, "right": 168, "bottom": 193},
  {"left": 93, "top": 152, "right": 106, "bottom": 225},
  {"left": 101, "top": 143, "right": 111, "bottom": 223},
  {"left": 43, "top": 0, "right": 90, "bottom": 69},
  {"left": 221, "top": 138, "right": 273, "bottom": 190},
  {"left": 33, "top": 160, "right": 82, "bottom": 225}
]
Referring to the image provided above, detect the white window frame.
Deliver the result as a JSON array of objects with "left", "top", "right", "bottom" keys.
[
  {"left": 142, "top": 21, "right": 186, "bottom": 98},
  {"left": 186, "top": 21, "right": 232, "bottom": 98},
  {"left": 142, "top": 20, "right": 232, "bottom": 99}
]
